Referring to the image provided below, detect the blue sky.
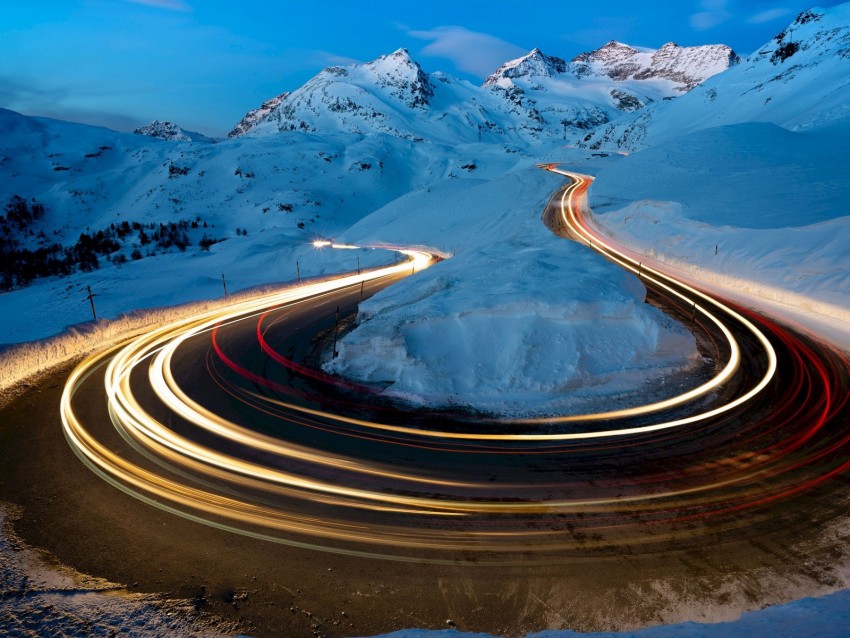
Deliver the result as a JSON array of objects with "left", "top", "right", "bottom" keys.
[{"left": 1, "top": 0, "right": 844, "bottom": 136}]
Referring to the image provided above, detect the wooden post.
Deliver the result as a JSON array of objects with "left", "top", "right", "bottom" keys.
[
  {"left": 85, "top": 285, "right": 97, "bottom": 321},
  {"left": 332, "top": 306, "right": 340, "bottom": 358}
]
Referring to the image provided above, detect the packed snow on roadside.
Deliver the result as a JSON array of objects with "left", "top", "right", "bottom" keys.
[
  {"left": 325, "top": 167, "right": 699, "bottom": 417},
  {"left": 361, "top": 586, "right": 850, "bottom": 637},
  {"left": 587, "top": 121, "right": 850, "bottom": 331}
]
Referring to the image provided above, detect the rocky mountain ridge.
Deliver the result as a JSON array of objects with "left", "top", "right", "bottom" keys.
[
  {"left": 133, "top": 120, "right": 216, "bottom": 143},
  {"left": 229, "top": 39, "right": 738, "bottom": 144},
  {"left": 578, "top": 4, "right": 850, "bottom": 152},
  {"left": 569, "top": 41, "right": 739, "bottom": 90},
  {"left": 227, "top": 92, "right": 288, "bottom": 138}
]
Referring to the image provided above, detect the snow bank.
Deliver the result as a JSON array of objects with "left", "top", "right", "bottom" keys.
[
  {"left": 0, "top": 260, "right": 385, "bottom": 400},
  {"left": 326, "top": 168, "right": 699, "bottom": 416},
  {"left": 588, "top": 123, "right": 850, "bottom": 333},
  {"left": 362, "top": 586, "right": 850, "bottom": 637}
]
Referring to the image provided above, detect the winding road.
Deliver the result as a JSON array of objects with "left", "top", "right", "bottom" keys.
[{"left": 58, "top": 170, "right": 850, "bottom": 565}]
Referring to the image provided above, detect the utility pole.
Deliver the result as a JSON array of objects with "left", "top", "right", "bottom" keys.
[
  {"left": 221, "top": 273, "right": 228, "bottom": 296},
  {"left": 332, "top": 306, "right": 340, "bottom": 358},
  {"left": 84, "top": 285, "right": 97, "bottom": 321},
  {"left": 357, "top": 256, "right": 360, "bottom": 274},
  {"left": 360, "top": 279, "right": 364, "bottom": 300},
  {"left": 296, "top": 260, "right": 301, "bottom": 283}
]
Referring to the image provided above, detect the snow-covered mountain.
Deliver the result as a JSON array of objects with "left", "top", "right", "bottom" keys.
[
  {"left": 579, "top": 5, "right": 850, "bottom": 151},
  {"left": 231, "top": 41, "right": 736, "bottom": 145},
  {"left": 483, "top": 48, "right": 568, "bottom": 85},
  {"left": 133, "top": 120, "right": 217, "bottom": 143},
  {"left": 481, "top": 43, "right": 737, "bottom": 138},
  {"left": 228, "top": 48, "right": 524, "bottom": 145},
  {"left": 569, "top": 40, "right": 739, "bottom": 90}
]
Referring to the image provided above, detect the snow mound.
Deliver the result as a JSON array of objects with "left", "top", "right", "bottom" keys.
[{"left": 326, "top": 169, "right": 699, "bottom": 416}]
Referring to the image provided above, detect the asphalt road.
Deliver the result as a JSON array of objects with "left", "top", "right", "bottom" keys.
[{"left": 2, "top": 174, "right": 850, "bottom": 636}]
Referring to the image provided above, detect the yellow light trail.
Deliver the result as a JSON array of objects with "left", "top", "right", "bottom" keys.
[{"left": 58, "top": 178, "right": 831, "bottom": 562}]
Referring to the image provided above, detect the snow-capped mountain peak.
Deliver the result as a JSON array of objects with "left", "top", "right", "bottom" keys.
[
  {"left": 133, "top": 120, "right": 215, "bottom": 143},
  {"left": 361, "top": 47, "right": 434, "bottom": 108},
  {"left": 752, "top": 6, "right": 847, "bottom": 65},
  {"left": 483, "top": 48, "right": 568, "bottom": 87}
]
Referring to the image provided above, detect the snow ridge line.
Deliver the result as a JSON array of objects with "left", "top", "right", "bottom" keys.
[
  {"left": 549, "top": 167, "right": 850, "bottom": 349},
  {"left": 595, "top": 225, "right": 850, "bottom": 349}
]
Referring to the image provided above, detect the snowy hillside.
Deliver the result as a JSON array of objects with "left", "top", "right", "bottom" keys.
[
  {"left": 580, "top": 5, "right": 850, "bottom": 151},
  {"left": 0, "top": 107, "right": 538, "bottom": 343},
  {"left": 133, "top": 120, "right": 217, "bottom": 143}
]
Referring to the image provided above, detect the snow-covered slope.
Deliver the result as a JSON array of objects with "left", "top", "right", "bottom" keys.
[
  {"left": 580, "top": 5, "right": 850, "bottom": 151},
  {"left": 0, "top": 107, "right": 537, "bottom": 343},
  {"left": 133, "top": 120, "right": 217, "bottom": 143}
]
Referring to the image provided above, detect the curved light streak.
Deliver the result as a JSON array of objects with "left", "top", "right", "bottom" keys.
[{"left": 58, "top": 177, "right": 850, "bottom": 562}]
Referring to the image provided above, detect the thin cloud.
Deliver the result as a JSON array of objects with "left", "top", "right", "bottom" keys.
[
  {"left": 124, "top": 0, "right": 192, "bottom": 11},
  {"left": 565, "top": 16, "right": 640, "bottom": 48},
  {"left": 747, "top": 7, "right": 792, "bottom": 24},
  {"left": 0, "top": 75, "right": 144, "bottom": 131},
  {"left": 316, "top": 51, "right": 360, "bottom": 66},
  {"left": 407, "top": 26, "right": 526, "bottom": 77},
  {"left": 690, "top": 0, "right": 732, "bottom": 31}
]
